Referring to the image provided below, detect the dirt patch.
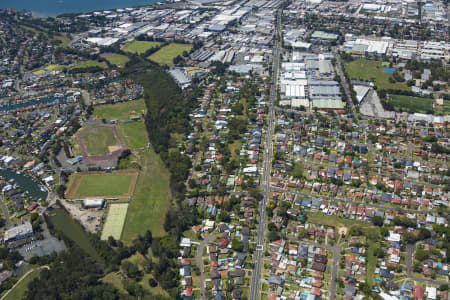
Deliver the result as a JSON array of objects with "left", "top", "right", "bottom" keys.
[
  {"left": 108, "top": 145, "right": 122, "bottom": 152},
  {"left": 338, "top": 226, "right": 348, "bottom": 236}
]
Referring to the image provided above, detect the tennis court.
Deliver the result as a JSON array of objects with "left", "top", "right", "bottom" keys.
[{"left": 101, "top": 203, "right": 129, "bottom": 240}]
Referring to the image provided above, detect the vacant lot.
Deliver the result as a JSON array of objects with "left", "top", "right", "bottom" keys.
[
  {"left": 71, "top": 60, "right": 107, "bottom": 70},
  {"left": 121, "top": 149, "right": 171, "bottom": 243},
  {"left": 147, "top": 43, "right": 192, "bottom": 66},
  {"left": 33, "top": 64, "right": 65, "bottom": 75},
  {"left": 66, "top": 171, "right": 137, "bottom": 199},
  {"left": 94, "top": 99, "right": 145, "bottom": 121},
  {"left": 106, "top": 54, "right": 130, "bottom": 67},
  {"left": 344, "top": 59, "right": 409, "bottom": 91},
  {"left": 122, "top": 41, "right": 162, "bottom": 55},
  {"left": 101, "top": 203, "right": 129, "bottom": 240},
  {"left": 48, "top": 208, "right": 103, "bottom": 262},
  {"left": 390, "top": 94, "right": 434, "bottom": 114},
  {"left": 81, "top": 127, "right": 120, "bottom": 156}
]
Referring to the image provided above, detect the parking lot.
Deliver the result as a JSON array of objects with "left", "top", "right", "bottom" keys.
[{"left": 61, "top": 199, "right": 103, "bottom": 234}]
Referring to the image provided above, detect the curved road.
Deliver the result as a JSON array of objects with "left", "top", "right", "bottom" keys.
[
  {"left": 196, "top": 231, "right": 216, "bottom": 300},
  {"left": 406, "top": 243, "right": 448, "bottom": 285},
  {"left": 0, "top": 266, "right": 50, "bottom": 300}
]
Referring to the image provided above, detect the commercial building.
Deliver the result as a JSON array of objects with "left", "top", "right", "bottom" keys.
[{"left": 4, "top": 222, "right": 33, "bottom": 244}]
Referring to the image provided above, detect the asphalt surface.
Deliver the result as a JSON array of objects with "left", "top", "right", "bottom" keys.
[
  {"left": 296, "top": 240, "right": 341, "bottom": 299},
  {"left": 249, "top": 9, "right": 281, "bottom": 300},
  {"left": 197, "top": 232, "right": 216, "bottom": 300},
  {"left": 406, "top": 243, "right": 448, "bottom": 285},
  {"left": 272, "top": 187, "right": 438, "bottom": 214}
]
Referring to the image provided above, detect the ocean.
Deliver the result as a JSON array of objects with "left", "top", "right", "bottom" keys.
[{"left": 0, "top": 0, "right": 160, "bottom": 17}]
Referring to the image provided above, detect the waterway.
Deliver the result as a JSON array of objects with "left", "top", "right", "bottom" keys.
[
  {"left": 0, "top": 0, "right": 160, "bottom": 17},
  {"left": 0, "top": 168, "right": 48, "bottom": 201}
]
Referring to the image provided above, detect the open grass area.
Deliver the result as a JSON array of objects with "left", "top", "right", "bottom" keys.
[
  {"left": 118, "top": 121, "right": 148, "bottom": 149},
  {"left": 82, "top": 127, "right": 120, "bottom": 156},
  {"left": 147, "top": 43, "right": 192, "bottom": 66},
  {"left": 121, "top": 148, "right": 171, "bottom": 243},
  {"left": 307, "top": 212, "right": 366, "bottom": 229},
  {"left": 73, "top": 173, "right": 133, "bottom": 198},
  {"left": 94, "top": 99, "right": 146, "bottom": 121},
  {"left": 106, "top": 54, "right": 130, "bottom": 67},
  {"left": 4, "top": 268, "right": 42, "bottom": 300},
  {"left": 101, "top": 203, "right": 129, "bottom": 240},
  {"left": 344, "top": 59, "right": 409, "bottom": 91},
  {"left": 122, "top": 41, "right": 163, "bottom": 55},
  {"left": 71, "top": 60, "right": 107, "bottom": 70},
  {"left": 390, "top": 94, "right": 434, "bottom": 114},
  {"left": 366, "top": 240, "right": 379, "bottom": 286},
  {"left": 32, "top": 64, "right": 65, "bottom": 75},
  {"left": 48, "top": 208, "right": 102, "bottom": 262}
]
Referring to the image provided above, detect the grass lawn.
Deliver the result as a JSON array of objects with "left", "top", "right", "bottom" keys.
[
  {"left": 76, "top": 173, "right": 132, "bottom": 197},
  {"left": 390, "top": 94, "right": 434, "bottom": 114},
  {"left": 71, "top": 60, "right": 107, "bottom": 70},
  {"left": 94, "top": 99, "right": 146, "bottom": 121},
  {"left": 122, "top": 41, "right": 163, "bottom": 55},
  {"left": 106, "top": 54, "right": 130, "bottom": 67},
  {"left": 307, "top": 212, "right": 366, "bottom": 229},
  {"left": 147, "top": 43, "right": 193, "bottom": 66},
  {"left": 366, "top": 240, "right": 379, "bottom": 286},
  {"left": 82, "top": 127, "right": 120, "bottom": 156},
  {"left": 4, "top": 268, "right": 42, "bottom": 300},
  {"left": 344, "top": 59, "right": 409, "bottom": 91},
  {"left": 49, "top": 208, "right": 103, "bottom": 262},
  {"left": 121, "top": 148, "right": 171, "bottom": 243},
  {"left": 118, "top": 121, "right": 148, "bottom": 149},
  {"left": 53, "top": 34, "right": 71, "bottom": 48},
  {"left": 32, "top": 64, "right": 65, "bottom": 75},
  {"left": 444, "top": 100, "right": 450, "bottom": 114}
]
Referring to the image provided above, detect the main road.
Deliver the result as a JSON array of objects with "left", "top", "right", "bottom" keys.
[{"left": 249, "top": 8, "right": 281, "bottom": 300}]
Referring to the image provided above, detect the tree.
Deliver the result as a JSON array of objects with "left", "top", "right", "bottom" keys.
[
  {"left": 268, "top": 231, "right": 280, "bottom": 242},
  {"left": 372, "top": 216, "right": 384, "bottom": 227},
  {"left": 231, "top": 239, "right": 244, "bottom": 252}
]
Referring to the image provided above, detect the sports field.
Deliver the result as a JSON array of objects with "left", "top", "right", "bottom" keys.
[
  {"left": 118, "top": 121, "right": 148, "bottom": 149},
  {"left": 65, "top": 171, "right": 138, "bottom": 199},
  {"left": 147, "top": 43, "right": 193, "bottom": 66},
  {"left": 122, "top": 41, "right": 163, "bottom": 55},
  {"left": 81, "top": 127, "right": 120, "bottom": 156},
  {"left": 94, "top": 99, "right": 146, "bottom": 121},
  {"left": 101, "top": 203, "right": 129, "bottom": 240},
  {"left": 390, "top": 94, "right": 434, "bottom": 114},
  {"left": 344, "top": 59, "right": 409, "bottom": 91},
  {"left": 106, "top": 54, "right": 130, "bottom": 67},
  {"left": 121, "top": 149, "right": 171, "bottom": 243}
]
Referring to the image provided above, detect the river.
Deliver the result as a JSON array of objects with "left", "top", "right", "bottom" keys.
[
  {"left": 0, "top": 168, "right": 48, "bottom": 201},
  {"left": 0, "top": 0, "right": 160, "bottom": 17}
]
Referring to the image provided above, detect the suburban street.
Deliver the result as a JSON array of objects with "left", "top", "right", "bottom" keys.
[
  {"left": 249, "top": 9, "right": 281, "bottom": 300},
  {"left": 197, "top": 231, "right": 216, "bottom": 300},
  {"left": 406, "top": 243, "right": 448, "bottom": 285}
]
